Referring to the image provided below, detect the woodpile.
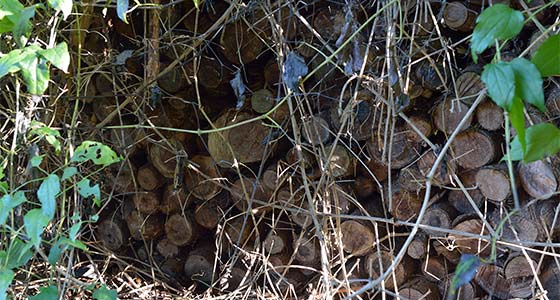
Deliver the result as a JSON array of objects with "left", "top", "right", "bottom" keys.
[{"left": 88, "top": 0, "right": 560, "bottom": 299}]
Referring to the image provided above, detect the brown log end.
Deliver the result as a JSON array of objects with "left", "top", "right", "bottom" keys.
[
  {"left": 157, "top": 238, "right": 179, "bottom": 258},
  {"left": 148, "top": 139, "right": 184, "bottom": 178},
  {"left": 451, "top": 129, "right": 498, "bottom": 169},
  {"left": 455, "top": 71, "right": 486, "bottom": 105},
  {"left": 164, "top": 213, "right": 197, "bottom": 246},
  {"left": 194, "top": 200, "right": 223, "bottom": 230},
  {"left": 448, "top": 170, "right": 484, "bottom": 214},
  {"left": 449, "top": 218, "right": 490, "bottom": 257},
  {"left": 251, "top": 89, "right": 275, "bottom": 114},
  {"left": 220, "top": 21, "right": 264, "bottom": 65},
  {"left": 422, "top": 206, "right": 452, "bottom": 237},
  {"left": 126, "top": 210, "right": 164, "bottom": 241},
  {"left": 400, "top": 275, "right": 440, "bottom": 300},
  {"left": 160, "top": 184, "right": 192, "bottom": 215},
  {"left": 301, "top": 115, "right": 330, "bottom": 146},
  {"left": 184, "top": 251, "right": 215, "bottom": 285},
  {"left": 184, "top": 155, "right": 222, "bottom": 200},
  {"left": 132, "top": 191, "right": 161, "bottom": 215},
  {"left": 230, "top": 177, "right": 269, "bottom": 212},
  {"left": 518, "top": 160, "right": 557, "bottom": 199},
  {"left": 362, "top": 250, "right": 406, "bottom": 290},
  {"left": 474, "top": 264, "right": 510, "bottom": 299},
  {"left": 324, "top": 144, "right": 354, "bottom": 178},
  {"left": 96, "top": 218, "right": 128, "bottom": 250},
  {"left": 475, "top": 166, "right": 511, "bottom": 202},
  {"left": 340, "top": 220, "right": 375, "bottom": 256},
  {"left": 476, "top": 100, "right": 504, "bottom": 131},
  {"left": 433, "top": 98, "right": 473, "bottom": 135},
  {"left": 443, "top": 2, "right": 476, "bottom": 32}
]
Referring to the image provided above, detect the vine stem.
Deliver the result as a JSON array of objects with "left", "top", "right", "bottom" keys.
[
  {"left": 504, "top": 113, "right": 520, "bottom": 209},
  {"left": 345, "top": 90, "right": 486, "bottom": 299}
]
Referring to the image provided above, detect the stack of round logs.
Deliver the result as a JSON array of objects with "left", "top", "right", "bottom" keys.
[{"left": 90, "top": 0, "right": 560, "bottom": 299}]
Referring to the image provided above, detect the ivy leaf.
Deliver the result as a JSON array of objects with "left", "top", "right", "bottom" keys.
[
  {"left": 61, "top": 167, "right": 77, "bottom": 181},
  {"left": 0, "top": 191, "right": 26, "bottom": 225},
  {"left": 116, "top": 0, "right": 129, "bottom": 24},
  {"left": 71, "top": 141, "right": 120, "bottom": 166},
  {"left": 23, "top": 209, "right": 50, "bottom": 248},
  {"left": 39, "top": 42, "right": 70, "bottom": 73},
  {"left": 0, "top": 49, "right": 24, "bottom": 78},
  {"left": 37, "top": 174, "right": 60, "bottom": 219},
  {"left": 77, "top": 179, "right": 101, "bottom": 206},
  {"left": 17, "top": 56, "right": 50, "bottom": 95},
  {"left": 0, "top": 238, "right": 32, "bottom": 269},
  {"left": 47, "top": 0, "right": 72, "bottom": 20},
  {"left": 503, "top": 136, "right": 524, "bottom": 162},
  {"left": 47, "top": 238, "right": 68, "bottom": 265},
  {"left": 509, "top": 96, "right": 526, "bottom": 153},
  {"left": 481, "top": 62, "right": 516, "bottom": 110},
  {"left": 30, "top": 154, "right": 43, "bottom": 168},
  {"left": 510, "top": 58, "right": 545, "bottom": 112},
  {"left": 449, "top": 254, "right": 480, "bottom": 298},
  {"left": 29, "top": 121, "right": 61, "bottom": 153},
  {"left": 93, "top": 285, "right": 117, "bottom": 300},
  {"left": 523, "top": 123, "right": 560, "bottom": 163},
  {"left": 471, "top": 4, "right": 524, "bottom": 62},
  {"left": 29, "top": 285, "right": 58, "bottom": 300},
  {"left": 0, "top": 0, "right": 24, "bottom": 33},
  {"left": 531, "top": 34, "right": 560, "bottom": 77},
  {"left": 0, "top": 269, "right": 14, "bottom": 300},
  {"left": 12, "top": 4, "right": 36, "bottom": 47},
  {"left": 69, "top": 222, "right": 81, "bottom": 241},
  {"left": 283, "top": 51, "right": 308, "bottom": 91}
]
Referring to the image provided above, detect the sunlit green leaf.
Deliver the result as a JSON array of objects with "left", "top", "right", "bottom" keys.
[
  {"left": 510, "top": 58, "right": 545, "bottom": 111},
  {"left": 0, "top": 238, "right": 32, "bottom": 269},
  {"left": 0, "top": 0, "right": 24, "bottom": 33},
  {"left": 29, "top": 285, "right": 58, "bottom": 300},
  {"left": 0, "top": 191, "right": 26, "bottom": 225},
  {"left": 12, "top": 5, "right": 36, "bottom": 47},
  {"left": 116, "top": 0, "right": 129, "bottom": 24},
  {"left": 77, "top": 179, "right": 100, "bottom": 206},
  {"left": 0, "top": 269, "right": 14, "bottom": 300},
  {"left": 62, "top": 237, "right": 87, "bottom": 251},
  {"left": 24, "top": 209, "right": 50, "bottom": 248},
  {"left": 523, "top": 123, "right": 560, "bottom": 163},
  {"left": 93, "top": 285, "right": 117, "bottom": 300},
  {"left": 29, "top": 121, "right": 61, "bottom": 153},
  {"left": 0, "top": 49, "right": 23, "bottom": 77},
  {"left": 531, "top": 34, "right": 560, "bottom": 77},
  {"left": 39, "top": 42, "right": 70, "bottom": 72},
  {"left": 18, "top": 56, "right": 50, "bottom": 95},
  {"left": 471, "top": 4, "right": 523, "bottom": 62},
  {"left": 509, "top": 96, "right": 526, "bottom": 153},
  {"left": 37, "top": 174, "right": 60, "bottom": 219},
  {"left": 47, "top": 0, "right": 72, "bottom": 20},
  {"left": 71, "top": 141, "right": 121, "bottom": 167},
  {"left": 192, "top": 0, "right": 199, "bottom": 9},
  {"left": 30, "top": 154, "right": 43, "bottom": 168},
  {"left": 47, "top": 238, "right": 67, "bottom": 265},
  {"left": 481, "top": 62, "right": 516, "bottom": 110},
  {"left": 69, "top": 222, "right": 81, "bottom": 241},
  {"left": 61, "top": 167, "right": 77, "bottom": 181}
]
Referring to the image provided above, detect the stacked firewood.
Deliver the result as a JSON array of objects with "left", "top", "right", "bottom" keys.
[{"left": 89, "top": 0, "right": 560, "bottom": 299}]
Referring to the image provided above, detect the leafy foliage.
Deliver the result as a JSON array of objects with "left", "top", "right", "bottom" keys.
[
  {"left": 24, "top": 209, "right": 51, "bottom": 248},
  {"left": 93, "top": 285, "right": 118, "bottom": 300},
  {"left": 509, "top": 123, "right": 560, "bottom": 163},
  {"left": 0, "top": 192, "right": 26, "bottom": 225},
  {"left": 510, "top": 58, "right": 545, "bottom": 112},
  {"left": 448, "top": 254, "right": 480, "bottom": 300},
  {"left": 71, "top": 141, "right": 121, "bottom": 166},
  {"left": 29, "top": 286, "right": 58, "bottom": 300},
  {"left": 47, "top": 0, "right": 72, "bottom": 20},
  {"left": 470, "top": 4, "right": 524, "bottom": 62},
  {"left": 531, "top": 34, "right": 560, "bottom": 77},
  {"left": 116, "top": 0, "right": 129, "bottom": 24},
  {"left": 481, "top": 62, "right": 515, "bottom": 110},
  {"left": 77, "top": 178, "right": 101, "bottom": 207},
  {"left": 0, "top": 269, "right": 14, "bottom": 300},
  {"left": 37, "top": 174, "right": 60, "bottom": 219}
]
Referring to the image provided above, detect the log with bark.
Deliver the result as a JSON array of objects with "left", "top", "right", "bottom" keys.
[{"left": 184, "top": 155, "right": 223, "bottom": 200}]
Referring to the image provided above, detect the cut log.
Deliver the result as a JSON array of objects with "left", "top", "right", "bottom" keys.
[
  {"left": 443, "top": 2, "right": 476, "bottom": 32},
  {"left": 449, "top": 218, "right": 490, "bottom": 257},
  {"left": 161, "top": 257, "right": 184, "bottom": 277},
  {"left": 293, "top": 232, "right": 320, "bottom": 269},
  {"left": 230, "top": 177, "right": 269, "bottom": 212},
  {"left": 340, "top": 219, "right": 375, "bottom": 256},
  {"left": 417, "top": 149, "right": 456, "bottom": 186},
  {"left": 290, "top": 200, "right": 313, "bottom": 228},
  {"left": 490, "top": 211, "right": 540, "bottom": 246},
  {"left": 421, "top": 256, "right": 448, "bottom": 282},
  {"left": 326, "top": 183, "right": 354, "bottom": 214},
  {"left": 407, "top": 233, "right": 428, "bottom": 260},
  {"left": 110, "top": 127, "right": 144, "bottom": 156},
  {"left": 251, "top": 89, "right": 275, "bottom": 114},
  {"left": 448, "top": 170, "right": 484, "bottom": 214},
  {"left": 422, "top": 204, "right": 456, "bottom": 237},
  {"left": 455, "top": 71, "right": 486, "bottom": 105},
  {"left": 541, "top": 264, "right": 560, "bottom": 300},
  {"left": 157, "top": 238, "right": 179, "bottom": 258},
  {"left": 132, "top": 191, "right": 160, "bottom": 215},
  {"left": 366, "top": 128, "right": 419, "bottom": 169},
  {"left": 415, "top": 60, "right": 447, "bottom": 91},
  {"left": 546, "top": 85, "right": 560, "bottom": 124},
  {"left": 518, "top": 160, "right": 557, "bottom": 199},
  {"left": 301, "top": 115, "right": 330, "bottom": 146},
  {"left": 184, "top": 155, "right": 222, "bottom": 200},
  {"left": 433, "top": 98, "right": 473, "bottom": 134},
  {"left": 184, "top": 241, "right": 216, "bottom": 285},
  {"left": 94, "top": 74, "right": 113, "bottom": 96},
  {"left": 207, "top": 110, "right": 272, "bottom": 168},
  {"left": 222, "top": 265, "right": 249, "bottom": 291},
  {"left": 389, "top": 187, "right": 422, "bottom": 221},
  {"left": 474, "top": 264, "right": 510, "bottom": 299},
  {"left": 126, "top": 210, "right": 164, "bottom": 241},
  {"left": 105, "top": 164, "right": 136, "bottom": 195},
  {"left": 286, "top": 145, "right": 316, "bottom": 169},
  {"left": 439, "top": 274, "right": 477, "bottom": 300},
  {"left": 136, "top": 164, "right": 163, "bottom": 191},
  {"left": 476, "top": 100, "right": 504, "bottom": 131},
  {"left": 362, "top": 250, "right": 406, "bottom": 290},
  {"left": 504, "top": 253, "right": 537, "bottom": 299},
  {"left": 353, "top": 176, "right": 377, "bottom": 198},
  {"left": 433, "top": 239, "right": 461, "bottom": 264},
  {"left": 157, "top": 63, "right": 188, "bottom": 94},
  {"left": 160, "top": 184, "right": 192, "bottom": 215},
  {"left": 148, "top": 138, "right": 184, "bottom": 178},
  {"left": 164, "top": 213, "right": 198, "bottom": 246},
  {"left": 400, "top": 275, "right": 440, "bottom": 300},
  {"left": 324, "top": 144, "right": 354, "bottom": 178},
  {"left": 405, "top": 114, "right": 433, "bottom": 144},
  {"left": 195, "top": 56, "right": 225, "bottom": 90},
  {"left": 93, "top": 97, "right": 116, "bottom": 123},
  {"left": 263, "top": 228, "right": 291, "bottom": 255},
  {"left": 475, "top": 164, "right": 512, "bottom": 202},
  {"left": 223, "top": 215, "right": 255, "bottom": 249},
  {"left": 313, "top": 8, "right": 345, "bottom": 41},
  {"left": 451, "top": 129, "right": 499, "bottom": 169},
  {"left": 194, "top": 199, "right": 224, "bottom": 230},
  {"left": 329, "top": 99, "right": 376, "bottom": 141},
  {"left": 96, "top": 217, "right": 128, "bottom": 250},
  {"left": 220, "top": 20, "right": 265, "bottom": 65}
]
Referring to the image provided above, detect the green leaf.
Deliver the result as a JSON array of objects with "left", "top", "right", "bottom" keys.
[
  {"left": 93, "top": 285, "right": 117, "bottom": 300},
  {"left": 17, "top": 57, "right": 50, "bottom": 95},
  {"left": 29, "top": 285, "right": 58, "bottom": 300},
  {"left": 503, "top": 136, "right": 524, "bottom": 162},
  {"left": 24, "top": 209, "right": 50, "bottom": 248},
  {"left": 47, "top": 238, "right": 67, "bottom": 265},
  {"left": 449, "top": 254, "right": 480, "bottom": 299},
  {"left": 0, "top": 0, "right": 24, "bottom": 33},
  {"left": 509, "top": 96, "right": 526, "bottom": 153},
  {"left": 62, "top": 237, "right": 87, "bottom": 251},
  {"left": 0, "top": 49, "right": 23, "bottom": 77},
  {"left": 0, "top": 191, "right": 26, "bottom": 225},
  {"left": 29, "top": 121, "right": 61, "bottom": 153},
  {"left": 37, "top": 174, "right": 60, "bottom": 219},
  {"left": 39, "top": 42, "right": 70, "bottom": 72},
  {"left": 1, "top": 238, "right": 32, "bottom": 269},
  {"left": 523, "top": 123, "right": 560, "bottom": 163},
  {"left": 69, "top": 222, "right": 81, "bottom": 241},
  {"left": 77, "top": 179, "right": 100, "bottom": 206},
  {"left": 71, "top": 141, "right": 121, "bottom": 167},
  {"left": 12, "top": 5, "right": 35, "bottom": 47},
  {"left": 510, "top": 58, "right": 545, "bottom": 111},
  {"left": 30, "top": 155, "right": 43, "bottom": 168},
  {"left": 47, "top": 0, "right": 72, "bottom": 20},
  {"left": 116, "top": 0, "right": 129, "bottom": 24},
  {"left": 481, "top": 62, "right": 516, "bottom": 110},
  {"left": 531, "top": 34, "right": 560, "bottom": 77},
  {"left": 61, "top": 167, "right": 77, "bottom": 181},
  {"left": 0, "top": 269, "right": 14, "bottom": 300},
  {"left": 471, "top": 4, "right": 524, "bottom": 62}
]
